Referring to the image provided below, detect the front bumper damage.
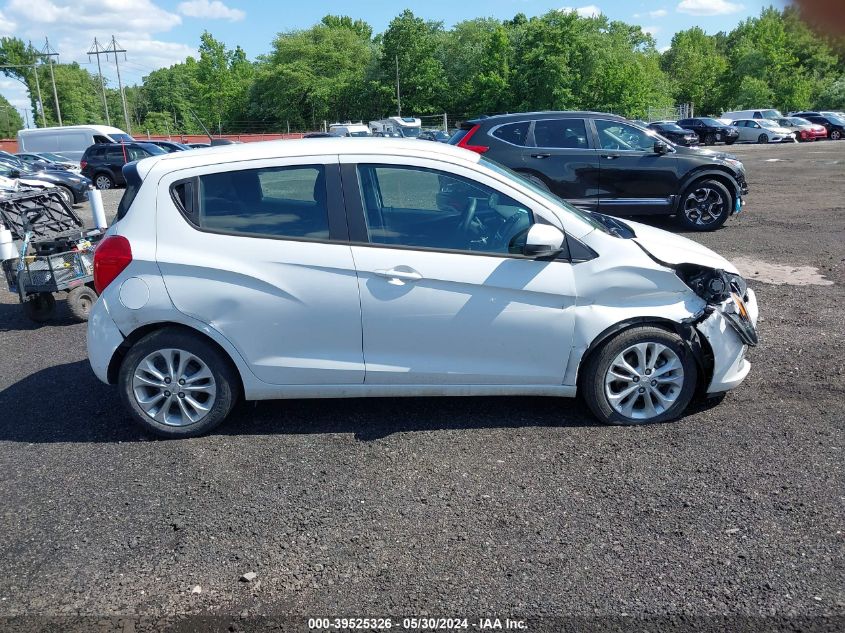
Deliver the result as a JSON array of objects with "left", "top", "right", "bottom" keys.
[{"left": 695, "top": 288, "right": 759, "bottom": 394}]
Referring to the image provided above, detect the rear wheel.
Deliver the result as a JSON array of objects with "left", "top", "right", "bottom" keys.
[
  {"left": 119, "top": 328, "right": 239, "bottom": 438},
  {"left": 66, "top": 285, "right": 98, "bottom": 322},
  {"left": 23, "top": 292, "right": 56, "bottom": 322},
  {"left": 94, "top": 173, "right": 114, "bottom": 190},
  {"left": 704, "top": 133, "right": 715, "bottom": 145},
  {"left": 758, "top": 134, "right": 769, "bottom": 144},
  {"left": 55, "top": 185, "right": 74, "bottom": 207},
  {"left": 581, "top": 326, "right": 698, "bottom": 425},
  {"left": 830, "top": 130, "right": 842, "bottom": 140},
  {"left": 677, "top": 179, "right": 732, "bottom": 231}
]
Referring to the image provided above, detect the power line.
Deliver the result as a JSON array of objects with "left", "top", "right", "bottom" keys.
[
  {"left": 104, "top": 36, "right": 131, "bottom": 133},
  {"left": 41, "top": 38, "right": 62, "bottom": 126},
  {"left": 87, "top": 38, "right": 111, "bottom": 125}
]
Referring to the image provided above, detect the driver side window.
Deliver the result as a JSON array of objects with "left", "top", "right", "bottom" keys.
[
  {"left": 595, "top": 120, "right": 655, "bottom": 152},
  {"left": 357, "top": 164, "right": 534, "bottom": 255}
]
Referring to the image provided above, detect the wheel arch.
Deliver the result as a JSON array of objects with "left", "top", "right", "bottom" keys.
[
  {"left": 674, "top": 170, "right": 739, "bottom": 214},
  {"left": 577, "top": 316, "right": 714, "bottom": 398},
  {"left": 106, "top": 322, "right": 245, "bottom": 399}
]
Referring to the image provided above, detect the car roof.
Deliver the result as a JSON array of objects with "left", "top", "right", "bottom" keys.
[
  {"left": 469, "top": 111, "right": 628, "bottom": 125},
  {"left": 134, "top": 138, "right": 482, "bottom": 178}
]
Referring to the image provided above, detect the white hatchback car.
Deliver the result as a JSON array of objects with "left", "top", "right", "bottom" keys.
[
  {"left": 87, "top": 139, "right": 759, "bottom": 438},
  {"left": 732, "top": 119, "right": 795, "bottom": 143}
]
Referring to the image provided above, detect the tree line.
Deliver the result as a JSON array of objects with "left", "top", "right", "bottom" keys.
[{"left": 1, "top": 6, "right": 844, "bottom": 136}]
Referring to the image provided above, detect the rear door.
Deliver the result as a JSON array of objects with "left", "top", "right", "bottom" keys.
[
  {"left": 593, "top": 118, "right": 678, "bottom": 216},
  {"left": 519, "top": 118, "right": 601, "bottom": 211},
  {"left": 156, "top": 156, "right": 365, "bottom": 385}
]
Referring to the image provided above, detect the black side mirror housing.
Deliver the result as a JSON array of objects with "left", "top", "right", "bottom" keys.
[{"left": 654, "top": 140, "right": 669, "bottom": 154}]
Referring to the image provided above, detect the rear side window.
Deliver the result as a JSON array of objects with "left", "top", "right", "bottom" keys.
[
  {"left": 491, "top": 122, "right": 530, "bottom": 146},
  {"left": 533, "top": 119, "right": 589, "bottom": 149},
  {"left": 188, "top": 165, "right": 329, "bottom": 240}
]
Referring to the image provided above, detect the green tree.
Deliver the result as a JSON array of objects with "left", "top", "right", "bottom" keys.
[
  {"left": 661, "top": 27, "right": 728, "bottom": 115},
  {"left": 0, "top": 93, "right": 23, "bottom": 137}
]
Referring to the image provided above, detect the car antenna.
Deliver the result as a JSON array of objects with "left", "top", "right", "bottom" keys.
[{"left": 188, "top": 108, "right": 214, "bottom": 143}]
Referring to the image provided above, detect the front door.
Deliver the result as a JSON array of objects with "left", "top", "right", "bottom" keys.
[
  {"left": 156, "top": 157, "right": 365, "bottom": 385},
  {"left": 593, "top": 119, "right": 679, "bottom": 216},
  {"left": 521, "top": 117, "right": 601, "bottom": 211},
  {"left": 343, "top": 159, "right": 577, "bottom": 385}
]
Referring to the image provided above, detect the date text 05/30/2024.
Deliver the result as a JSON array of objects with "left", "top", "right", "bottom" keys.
[{"left": 307, "top": 617, "right": 528, "bottom": 630}]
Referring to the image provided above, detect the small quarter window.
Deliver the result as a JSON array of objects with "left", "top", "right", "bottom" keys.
[{"left": 491, "top": 122, "right": 530, "bottom": 146}]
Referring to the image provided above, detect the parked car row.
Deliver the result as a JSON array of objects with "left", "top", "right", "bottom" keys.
[{"left": 0, "top": 151, "right": 90, "bottom": 205}]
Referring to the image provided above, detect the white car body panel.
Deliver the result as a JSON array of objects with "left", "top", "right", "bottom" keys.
[{"left": 87, "top": 139, "right": 758, "bottom": 409}]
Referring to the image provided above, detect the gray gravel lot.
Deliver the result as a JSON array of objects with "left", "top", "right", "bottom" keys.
[{"left": 0, "top": 142, "right": 842, "bottom": 629}]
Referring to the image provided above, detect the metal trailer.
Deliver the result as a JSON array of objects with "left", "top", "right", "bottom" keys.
[{"left": 0, "top": 188, "right": 103, "bottom": 322}]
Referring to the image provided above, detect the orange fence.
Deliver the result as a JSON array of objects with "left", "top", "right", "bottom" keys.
[{"left": 0, "top": 133, "right": 306, "bottom": 154}]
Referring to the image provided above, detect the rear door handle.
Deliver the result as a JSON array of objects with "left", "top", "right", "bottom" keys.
[
  {"left": 530, "top": 153, "right": 552, "bottom": 159},
  {"left": 374, "top": 268, "right": 423, "bottom": 284}
]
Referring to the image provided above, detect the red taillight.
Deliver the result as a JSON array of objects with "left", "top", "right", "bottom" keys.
[
  {"left": 456, "top": 124, "right": 489, "bottom": 154},
  {"left": 80, "top": 160, "right": 88, "bottom": 170},
  {"left": 94, "top": 235, "right": 132, "bottom": 293}
]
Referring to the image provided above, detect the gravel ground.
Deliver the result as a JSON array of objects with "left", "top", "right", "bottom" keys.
[{"left": 0, "top": 142, "right": 842, "bottom": 631}]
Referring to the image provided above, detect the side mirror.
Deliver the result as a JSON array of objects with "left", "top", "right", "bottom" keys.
[
  {"left": 654, "top": 140, "right": 669, "bottom": 154},
  {"left": 523, "top": 224, "right": 565, "bottom": 259}
]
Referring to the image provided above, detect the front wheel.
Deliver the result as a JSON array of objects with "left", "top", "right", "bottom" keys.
[
  {"left": 704, "top": 133, "right": 715, "bottom": 145},
  {"left": 55, "top": 186, "right": 74, "bottom": 207},
  {"left": 677, "top": 179, "right": 732, "bottom": 231},
  {"left": 94, "top": 173, "right": 114, "bottom": 190},
  {"left": 830, "top": 130, "right": 842, "bottom": 140},
  {"left": 581, "top": 326, "right": 698, "bottom": 425},
  {"left": 119, "top": 328, "right": 239, "bottom": 438},
  {"left": 758, "top": 134, "right": 769, "bottom": 144}
]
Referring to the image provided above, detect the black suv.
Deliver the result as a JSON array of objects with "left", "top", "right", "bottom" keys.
[
  {"left": 81, "top": 142, "right": 166, "bottom": 189},
  {"left": 648, "top": 121, "right": 699, "bottom": 146},
  {"left": 676, "top": 118, "right": 739, "bottom": 145},
  {"left": 791, "top": 112, "right": 845, "bottom": 140},
  {"left": 450, "top": 111, "right": 748, "bottom": 230}
]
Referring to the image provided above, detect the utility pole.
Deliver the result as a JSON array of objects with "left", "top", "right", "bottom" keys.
[
  {"left": 395, "top": 54, "right": 401, "bottom": 117},
  {"left": 105, "top": 36, "right": 131, "bottom": 133},
  {"left": 27, "top": 41, "right": 46, "bottom": 127},
  {"left": 87, "top": 38, "right": 111, "bottom": 125},
  {"left": 41, "top": 38, "right": 62, "bottom": 126}
]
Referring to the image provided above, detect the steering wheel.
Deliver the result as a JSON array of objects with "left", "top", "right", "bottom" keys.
[{"left": 459, "top": 197, "right": 478, "bottom": 234}]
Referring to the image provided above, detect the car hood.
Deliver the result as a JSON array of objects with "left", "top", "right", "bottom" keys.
[
  {"left": 625, "top": 219, "right": 739, "bottom": 273},
  {"left": 673, "top": 145, "right": 737, "bottom": 161}
]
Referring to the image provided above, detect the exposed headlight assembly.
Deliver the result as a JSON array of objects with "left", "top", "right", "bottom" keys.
[{"left": 676, "top": 265, "right": 757, "bottom": 346}]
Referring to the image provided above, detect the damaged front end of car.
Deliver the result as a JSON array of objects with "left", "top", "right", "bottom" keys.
[{"left": 675, "top": 264, "right": 760, "bottom": 394}]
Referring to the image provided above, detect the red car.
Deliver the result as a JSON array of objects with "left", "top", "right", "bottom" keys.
[{"left": 778, "top": 117, "right": 827, "bottom": 141}]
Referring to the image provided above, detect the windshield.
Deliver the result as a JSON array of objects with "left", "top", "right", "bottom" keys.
[
  {"left": 400, "top": 127, "right": 421, "bottom": 138},
  {"left": 658, "top": 123, "right": 685, "bottom": 133},
  {"left": 699, "top": 118, "right": 725, "bottom": 127},
  {"left": 480, "top": 157, "right": 609, "bottom": 234},
  {"left": 788, "top": 118, "right": 811, "bottom": 126},
  {"left": 829, "top": 115, "right": 845, "bottom": 125},
  {"left": 761, "top": 109, "right": 782, "bottom": 119},
  {"left": 39, "top": 152, "right": 70, "bottom": 162},
  {"left": 136, "top": 143, "right": 167, "bottom": 155},
  {"left": 758, "top": 120, "right": 782, "bottom": 129},
  {"left": 111, "top": 133, "right": 134, "bottom": 143}
]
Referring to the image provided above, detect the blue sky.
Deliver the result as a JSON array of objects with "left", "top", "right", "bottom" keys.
[{"left": 2, "top": 0, "right": 789, "bottom": 120}]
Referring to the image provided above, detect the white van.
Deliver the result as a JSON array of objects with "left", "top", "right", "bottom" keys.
[
  {"left": 721, "top": 109, "right": 783, "bottom": 121},
  {"left": 17, "top": 125, "right": 134, "bottom": 163},
  {"left": 328, "top": 122, "right": 371, "bottom": 137}
]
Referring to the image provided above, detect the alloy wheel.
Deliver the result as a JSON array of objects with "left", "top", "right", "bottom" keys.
[
  {"left": 132, "top": 348, "right": 216, "bottom": 427},
  {"left": 682, "top": 187, "right": 726, "bottom": 227},
  {"left": 95, "top": 175, "right": 112, "bottom": 189},
  {"left": 604, "top": 342, "right": 685, "bottom": 420}
]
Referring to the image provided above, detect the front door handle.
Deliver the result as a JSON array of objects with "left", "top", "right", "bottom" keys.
[
  {"left": 374, "top": 268, "right": 423, "bottom": 284},
  {"left": 530, "top": 153, "right": 552, "bottom": 159},
  {"left": 602, "top": 154, "right": 620, "bottom": 160}
]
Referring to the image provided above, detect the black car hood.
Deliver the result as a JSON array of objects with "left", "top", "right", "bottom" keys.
[{"left": 672, "top": 145, "right": 738, "bottom": 161}]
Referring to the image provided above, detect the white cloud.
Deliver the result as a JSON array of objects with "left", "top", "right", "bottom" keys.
[
  {"left": 177, "top": 0, "right": 245, "bottom": 22},
  {"left": 649, "top": 9, "right": 668, "bottom": 18},
  {"left": 560, "top": 5, "right": 602, "bottom": 18},
  {"left": 677, "top": 0, "right": 744, "bottom": 16},
  {"left": 658, "top": 45, "right": 671, "bottom": 53},
  {"left": 642, "top": 25, "right": 660, "bottom": 35},
  {"left": 0, "top": 10, "right": 17, "bottom": 35},
  {"left": 6, "top": 0, "right": 182, "bottom": 33}
]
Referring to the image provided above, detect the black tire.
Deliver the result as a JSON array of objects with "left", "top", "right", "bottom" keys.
[
  {"left": 66, "top": 284, "right": 98, "bottom": 322},
  {"left": 676, "top": 178, "right": 732, "bottom": 231},
  {"left": 704, "top": 133, "right": 715, "bottom": 145},
  {"left": 23, "top": 292, "right": 56, "bottom": 322},
  {"left": 830, "top": 130, "right": 842, "bottom": 140},
  {"left": 55, "top": 185, "right": 74, "bottom": 207},
  {"left": 118, "top": 328, "right": 239, "bottom": 439},
  {"left": 94, "top": 172, "right": 114, "bottom": 190},
  {"left": 757, "top": 134, "right": 769, "bottom": 144},
  {"left": 581, "top": 326, "right": 698, "bottom": 426}
]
